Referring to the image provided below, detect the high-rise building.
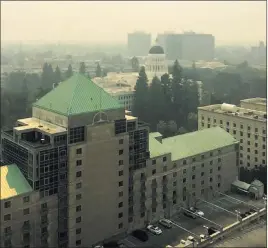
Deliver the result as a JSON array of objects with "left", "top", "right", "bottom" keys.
[
  {"left": 1, "top": 74, "right": 239, "bottom": 247},
  {"left": 127, "top": 32, "right": 151, "bottom": 57},
  {"left": 157, "top": 32, "right": 215, "bottom": 61},
  {"left": 198, "top": 98, "right": 267, "bottom": 170}
]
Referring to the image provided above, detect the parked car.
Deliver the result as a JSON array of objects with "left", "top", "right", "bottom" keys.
[
  {"left": 147, "top": 225, "right": 163, "bottom": 235},
  {"left": 131, "top": 229, "right": 149, "bottom": 242},
  {"left": 207, "top": 227, "right": 219, "bottom": 236},
  {"left": 244, "top": 211, "right": 252, "bottom": 217},
  {"left": 184, "top": 210, "right": 197, "bottom": 219},
  {"left": 190, "top": 207, "right": 204, "bottom": 217},
  {"left": 158, "top": 218, "right": 172, "bottom": 229}
]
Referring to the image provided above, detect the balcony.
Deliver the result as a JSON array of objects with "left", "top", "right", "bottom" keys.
[{"left": 21, "top": 224, "right": 31, "bottom": 233}]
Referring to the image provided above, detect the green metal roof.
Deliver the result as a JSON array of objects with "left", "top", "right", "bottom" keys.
[
  {"left": 232, "top": 180, "right": 250, "bottom": 191},
  {"left": 149, "top": 133, "right": 169, "bottom": 158},
  {"left": 162, "top": 127, "right": 238, "bottom": 161},
  {"left": 33, "top": 73, "right": 122, "bottom": 116},
  {"left": 1, "top": 164, "right": 33, "bottom": 200}
]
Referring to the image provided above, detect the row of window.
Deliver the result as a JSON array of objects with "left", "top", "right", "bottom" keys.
[{"left": 4, "top": 196, "right": 29, "bottom": 209}]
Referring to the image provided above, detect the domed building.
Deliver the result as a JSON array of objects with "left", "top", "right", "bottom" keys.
[{"left": 145, "top": 40, "right": 168, "bottom": 80}]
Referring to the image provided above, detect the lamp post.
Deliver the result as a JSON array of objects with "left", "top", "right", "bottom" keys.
[{"left": 235, "top": 209, "right": 241, "bottom": 222}]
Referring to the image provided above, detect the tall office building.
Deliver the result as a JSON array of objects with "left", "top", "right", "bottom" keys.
[
  {"left": 198, "top": 98, "right": 267, "bottom": 170},
  {"left": 127, "top": 32, "right": 151, "bottom": 57},
  {"left": 157, "top": 32, "right": 215, "bottom": 61},
  {"left": 1, "top": 74, "right": 239, "bottom": 247}
]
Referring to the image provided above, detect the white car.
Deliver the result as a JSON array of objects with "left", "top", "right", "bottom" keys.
[
  {"left": 158, "top": 218, "right": 172, "bottom": 228},
  {"left": 190, "top": 207, "right": 204, "bottom": 217},
  {"left": 147, "top": 225, "right": 162, "bottom": 235}
]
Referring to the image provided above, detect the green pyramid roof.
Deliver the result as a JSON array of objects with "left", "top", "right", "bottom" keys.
[{"left": 33, "top": 73, "right": 122, "bottom": 116}]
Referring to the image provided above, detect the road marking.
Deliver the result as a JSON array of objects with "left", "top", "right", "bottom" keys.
[{"left": 123, "top": 238, "right": 136, "bottom": 247}]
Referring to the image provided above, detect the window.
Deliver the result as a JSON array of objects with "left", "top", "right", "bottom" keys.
[
  {"left": 255, "top": 157, "right": 258, "bottom": 162},
  {"left": 247, "top": 133, "right": 251, "bottom": 138},
  {"left": 76, "top": 240, "right": 81, "bottom": 246},
  {"left": 118, "top": 212, "right": 123, "bottom": 218},
  {"left": 70, "top": 126, "right": 85, "bottom": 144},
  {"left": 240, "top": 139, "right": 243, "bottom": 143},
  {"left": 240, "top": 124, "right": 243, "bottom": 129},
  {"left": 240, "top": 131, "right": 243, "bottom": 136},
  {"left": 263, "top": 145, "right": 266, "bottom": 149},
  {"left": 76, "top": 217, "right": 81, "bottom": 223},
  {"left": 119, "top": 170, "right": 123, "bottom": 176},
  {"left": 118, "top": 223, "right": 123, "bottom": 229},
  {"left": 119, "top": 191, "right": 123, "bottom": 197},
  {"left": 208, "top": 117, "right": 211, "bottom": 122},
  {"left": 119, "top": 181, "right": 123, "bottom": 187},
  {"left": 192, "top": 158, "right": 196, "bottom": 163},
  {"left": 118, "top": 202, "right": 123, "bottom": 208},
  {"left": 76, "top": 182, "right": 82, "bottom": 189},
  {"left": 173, "top": 163, "right": 177, "bottom": 168},
  {"left": 183, "top": 178, "right": 186, "bottom": 183},
  {"left": 208, "top": 124, "right": 211, "bottom": 128},
  {"left": 210, "top": 178, "right": 213, "bottom": 182},
  {"left": 192, "top": 175, "right": 196, "bottom": 180},
  {"left": 255, "top": 135, "right": 258, "bottom": 140},
  {"left": 192, "top": 184, "right": 196, "bottom": 189},
  {"left": 247, "top": 141, "right": 250, "bottom": 145},
  {"left": 76, "top": 194, "right": 82, "bottom": 200},
  {"left": 4, "top": 214, "right": 11, "bottom": 221},
  {"left": 201, "top": 189, "right": 205, "bottom": 195},
  {"left": 119, "top": 139, "right": 124, "bottom": 144},
  {"left": 240, "top": 146, "right": 243, "bottom": 150},
  {"left": 247, "top": 148, "right": 250, "bottom": 152},
  {"left": 76, "top": 171, "right": 82, "bottom": 178},
  {"left": 4, "top": 201, "right": 11, "bottom": 208},
  {"left": 152, "top": 169, "right": 156, "bottom": 175},
  {"left": 247, "top": 155, "right": 250, "bottom": 159},
  {"left": 210, "top": 152, "right": 213, "bottom": 157},
  {"left": 262, "top": 160, "right": 266, "bottom": 164},
  {"left": 23, "top": 208, "right": 30, "bottom": 215},
  {"left": 183, "top": 169, "right": 186, "bottom": 174},
  {"left": 41, "top": 203, "right": 47, "bottom": 209},
  {"left": 173, "top": 172, "right": 177, "bottom": 177},
  {"left": 201, "top": 163, "right": 204, "bottom": 168},
  {"left": 201, "top": 180, "right": 204, "bottom": 185},
  {"left": 76, "top": 160, "right": 82, "bottom": 166},
  {"left": 152, "top": 160, "right": 156, "bottom": 165},
  {"left": 218, "top": 166, "right": 221, "bottom": 171},
  {"left": 220, "top": 120, "right": 223, "bottom": 124},
  {"left": 163, "top": 156, "right": 167, "bottom": 162},
  {"left": 201, "top": 116, "right": 204, "bottom": 120},
  {"left": 128, "top": 217, "right": 133, "bottom": 223},
  {"left": 163, "top": 166, "right": 167, "bottom": 172},
  {"left": 210, "top": 160, "right": 213, "bottom": 165},
  {"left": 201, "top": 155, "right": 205, "bottom": 159},
  {"left": 23, "top": 196, "right": 30, "bottom": 203},
  {"left": 262, "top": 152, "right": 266, "bottom": 156},
  {"left": 233, "top": 123, "right": 236, "bottom": 127},
  {"left": 255, "top": 128, "right": 258, "bottom": 133},
  {"left": 173, "top": 181, "right": 177, "bottom": 186},
  {"left": 248, "top": 126, "right": 251, "bottom": 131},
  {"left": 233, "top": 130, "right": 236, "bottom": 135},
  {"left": 240, "top": 153, "right": 243, "bottom": 157},
  {"left": 218, "top": 158, "right": 221, "bottom": 162},
  {"left": 76, "top": 228, "right": 81, "bottom": 234},
  {"left": 226, "top": 121, "right": 229, "bottom": 126},
  {"left": 201, "top": 172, "right": 204, "bottom": 176},
  {"left": 76, "top": 205, "right": 81, "bottom": 212},
  {"left": 210, "top": 169, "right": 213, "bottom": 173},
  {"left": 76, "top": 148, "right": 82, "bottom": 155},
  {"left": 255, "top": 150, "right": 258, "bottom": 155},
  {"left": 218, "top": 183, "right": 221, "bottom": 188},
  {"left": 4, "top": 226, "right": 11, "bottom": 234},
  {"left": 119, "top": 160, "right": 124, "bottom": 166},
  {"left": 119, "top": 149, "right": 124, "bottom": 155},
  {"left": 214, "top": 119, "right": 216, "bottom": 123}
]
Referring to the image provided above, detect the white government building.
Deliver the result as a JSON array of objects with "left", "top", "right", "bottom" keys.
[{"left": 93, "top": 41, "right": 201, "bottom": 110}]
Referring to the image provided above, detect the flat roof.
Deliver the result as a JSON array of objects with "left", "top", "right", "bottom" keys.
[
  {"left": 149, "top": 133, "right": 169, "bottom": 158},
  {"left": 198, "top": 104, "right": 267, "bottom": 122},
  {"left": 162, "top": 127, "right": 238, "bottom": 161},
  {"left": 1, "top": 164, "right": 33, "bottom": 200},
  {"left": 240, "top": 98, "right": 267, "bottom": 105},
  {"left": 125, "top": 115, "right": 137, "bottom": 121},
  {"left": 15, "top": 117, "right": 67, "bottom": 135}
]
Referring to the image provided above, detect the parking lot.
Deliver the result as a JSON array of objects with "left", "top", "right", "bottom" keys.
[{"left": 120, "top": 193, "right": 266, "bottom": 247}]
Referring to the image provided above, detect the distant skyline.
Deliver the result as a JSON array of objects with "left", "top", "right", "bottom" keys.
[{"left": 1, "top": 1, "right": 266, "bottom": 46}]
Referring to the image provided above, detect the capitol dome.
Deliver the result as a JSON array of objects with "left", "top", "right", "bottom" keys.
[{"left": 149, "top": 45, "right": 165, "bottom": 54}]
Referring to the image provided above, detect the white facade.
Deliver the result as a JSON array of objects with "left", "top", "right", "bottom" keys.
[{"left": 145, "top": 53, "right": 168, "bottom": 80}]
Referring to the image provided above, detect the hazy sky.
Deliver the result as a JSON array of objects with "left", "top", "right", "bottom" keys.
[{"left": 1, "top": 1, "right": 266, "bottom": 46}]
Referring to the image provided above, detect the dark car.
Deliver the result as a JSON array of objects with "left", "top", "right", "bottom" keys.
[
  {"left": 244, "top": 211, "right": 252, "bottom": 217},
  {"left": 131, "top": 229, "right": 149, "bottom": 242},
  {"left": 103, "top": 241, "right": 119, "bottom": 248},
  {"left": 184, "top": 210, "right": 196, "bottom": 219}
]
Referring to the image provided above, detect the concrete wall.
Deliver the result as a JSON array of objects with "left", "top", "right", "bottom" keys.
[
  {"left": 0, "top": 191, "right": 58, "bottom": 247},
  {"left": 68, "top": 122, "right": 130, "bottom": 246},
  {"left": 198, "top": 109, "right": 266, "bottom": 169}
]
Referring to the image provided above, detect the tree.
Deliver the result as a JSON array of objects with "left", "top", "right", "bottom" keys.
[
  {"left": 132, "top": 66, "right": 149, "bottom": 123},
  {"left": 54, "top": 66, "right": 62, "bottom": 85},
  {"left": 177, "top": 127, "right": 187, "bottom": 134},
  {"left": 96, "top": 63, "right": 102, "bottom": 77},
  {"left": 131, "top": 57, "right": 140, "bottom": 72},
  {"left": 157, "top": 120, "right": 167, "bottom": 136},
  {"left": 65, "top": 64, "right": 73, "bottom": 79},
  {"left": 79, "top": 62, "right": 86, "bottom": 74},
  {"left": 160, "top": 73, "right": 172, "bottom": 121},
  {"left": 167, "top": 120, "right": 177, "bottom": 136},
  {"left": 187, "top": 112, "right": 198, "bottom": 131},
  {"left": 149, "top": 76, "right": 166, "bottom": 129},
  {"left": 41, "top": 63, "right": 54, "bottom": 91}
]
